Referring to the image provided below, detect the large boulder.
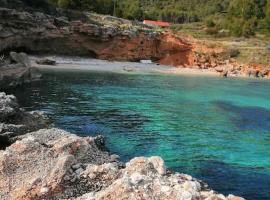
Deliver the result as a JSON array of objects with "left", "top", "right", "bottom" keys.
[
  {"left": 0, "top": 127, "right": 245, "bottom": 200},
  {"left": 9, "top": 51, "right": 31, "bottom": 68},
  {"left": 0, "top": 128, "right": 111, "bottom": 200},
  {"left": 0, "top": 52, "right": 41, "bottom": 89},
  {"left": 0, "top": 92, "right": 19, "bottom": 121},
  {"left": 0, "top": 92, "right": 49, "bottom": 148}
]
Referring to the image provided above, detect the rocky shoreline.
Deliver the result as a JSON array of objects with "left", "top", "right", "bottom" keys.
[
  {"left": 0, "top": 1, "right": 270, "bottom": 79},
  {"left": 0, "top": 92, "right": 244, "bottom": 200},
  {"left": 0, "top": 52, "right": 41, "bottom": 89},
  {"left": 0, "top": 92, "right": 49, "bottom": 148},
  {"left": 1, "top": 6, "right": 269, "bottom": 79}
]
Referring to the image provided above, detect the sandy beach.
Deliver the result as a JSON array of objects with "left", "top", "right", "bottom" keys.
[{"left": 31, "top": 56, "right": 220, "bottom": 77}]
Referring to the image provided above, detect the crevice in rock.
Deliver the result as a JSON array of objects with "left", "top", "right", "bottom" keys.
[{"left": 0, "top": 135, "right": 12, "bottom": 150}]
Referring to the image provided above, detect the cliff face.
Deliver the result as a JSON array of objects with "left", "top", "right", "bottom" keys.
[{"left": 0, "top": 8, "right": 194, "bottom": 67}]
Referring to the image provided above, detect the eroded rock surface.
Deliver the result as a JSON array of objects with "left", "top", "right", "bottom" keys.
[
  {"left": 0, "top": 127, "right": 244, "bottom": 200},
  {"left": 0, "top": 92, "right": 49, "bottom": 147},
  {"left": 0, "top": 52, "right": 41, "bottom": 89},
  {"left": 0, "top": 7, "right": 194, "bottom": 67},
  {"left": 0, "top": 6, "right": 269, "bottom": 78}
]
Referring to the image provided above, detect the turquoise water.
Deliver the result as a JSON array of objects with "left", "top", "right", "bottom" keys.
[{"left": 8, "top": 71, "right": 270, "bottom": 199}]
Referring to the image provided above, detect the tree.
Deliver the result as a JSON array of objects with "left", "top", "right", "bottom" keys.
[
  {"left": 43, "top": 0, "right": 270, "bottom": 36},
  {"left": 226, "top": 0, "right": 261, "bottom": 36},
  {"left": 228, "top": 0, "right": 259, "bottom": 19},
  {"left": 119, "top": 0, "right": 143, "bottom": 20},
  {"left": 265, "top": 0, "right": 270, "bottom": 29},
  {"left": 57, "top": 0, "right": 72, "bottom": 8}
]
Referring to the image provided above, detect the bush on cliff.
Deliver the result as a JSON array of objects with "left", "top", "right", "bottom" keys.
[
  {"left": 8, "top": 0, "right": 270, "bottom": 37},
  {"left": 265, "top": 0, "right": 270, "bottom": 31}
]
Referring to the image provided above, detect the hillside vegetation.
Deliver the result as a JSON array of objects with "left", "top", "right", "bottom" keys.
[
  {"left": 3, "top": 0, "right": 270, "bottom": 38},
  {"left": 31, "top": 0, "right": 270, "bottom": 37}
]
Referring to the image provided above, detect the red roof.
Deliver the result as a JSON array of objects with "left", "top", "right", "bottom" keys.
[{"left": 143, "top": 20, "right": 170, "bottom": 27}]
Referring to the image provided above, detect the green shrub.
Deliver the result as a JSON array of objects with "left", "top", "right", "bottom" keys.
[
  {"left": 266, "top": 44, "right": 270, "bottom": 51},
  {"left": 243, "top": 19, "right": 256, "bottom": 37},
  {"left": 205, "top": 18, "right": 215, "bottom": 28},
  {"left": 229, "top": 19, "right": 244, "bottom": 37},
  {"left": 57, "top": 0, "right": 71, "bottom": 8},
  {"left": 119, "top": 24, "right": 130, "bottom": 30},
  {"left": 227, "top": 47, "right": 240, "bottom": 58},
  {"left": 170, "top": 24, "right": 182, "bottom": 32}
]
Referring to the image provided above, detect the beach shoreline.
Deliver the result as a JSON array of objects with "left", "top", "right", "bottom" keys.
[{"left": 31, "top": 56, "right": 222, "bottom": 77}]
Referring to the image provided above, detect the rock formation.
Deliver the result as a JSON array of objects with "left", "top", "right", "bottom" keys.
[
  {"left": 0, "top": 7, "right": 194, "bottom": 67},
  {"left": 0, "top": 92, "right": 49, "bottom": 148},
  {"left": 0, "top": 128, "right": 244, "bottom": 200},
  {"left": 0, "top": 52, "right": 41, "bottom": 89}
]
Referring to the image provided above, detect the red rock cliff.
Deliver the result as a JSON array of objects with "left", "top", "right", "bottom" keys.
[{"left": 0, "top": 8, "right": 194, "bottom": 67}]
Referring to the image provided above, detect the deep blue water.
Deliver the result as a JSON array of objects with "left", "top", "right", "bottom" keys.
[{"left": 8, "top": 71, "right": 270, "bottom": 199}]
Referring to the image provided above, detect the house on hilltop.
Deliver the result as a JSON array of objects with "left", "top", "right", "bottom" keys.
[{"left": 143, "top": 20, "right": 170, "bottom": 28}]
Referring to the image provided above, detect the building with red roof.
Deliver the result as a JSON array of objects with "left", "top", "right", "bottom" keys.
[{"left": 143, "top": 20, "right": 171, "bottom": 28}]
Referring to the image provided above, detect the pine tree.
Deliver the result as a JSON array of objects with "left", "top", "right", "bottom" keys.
[{"left": 265, "top": 0, "right": 270, "bottom": 29}]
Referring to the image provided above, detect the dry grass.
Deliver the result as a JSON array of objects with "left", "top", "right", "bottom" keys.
[{"left": 173, "top": 22, "right": 270, "bottom": 65}]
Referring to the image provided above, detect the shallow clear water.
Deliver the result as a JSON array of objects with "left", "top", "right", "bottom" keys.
[{"left": 8, "top": 70, "right": 270, "bottom": 199}]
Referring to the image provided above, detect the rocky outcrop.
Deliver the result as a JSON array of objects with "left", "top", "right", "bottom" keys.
[
  {"left": 0, "top": 92, "right": 49, "bottom": 148},
  {"left": 0, "top": 7, "right": 268, "bottom": 78},
  {"left": 0, "top": 128, "right": 244, "bottom": 200},
  {"left": 193, "top": 48, "right": 270, "bottom": 78},
  {"left": 0, "top": 7, "right": 194, "bottom": 67},
  {"left": 0, "top": 52, "right": 41, "bottom": 89}
]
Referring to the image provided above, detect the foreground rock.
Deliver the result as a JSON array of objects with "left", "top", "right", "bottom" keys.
[
  {"left": 0, "top": 92, "right": 49, "bottom": 148},
  {"left": 0, "top": 52, "right": 40, "bottom": 89},
  {"left": 0, "top": 128, "right": 244, "bottom": 200}
]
